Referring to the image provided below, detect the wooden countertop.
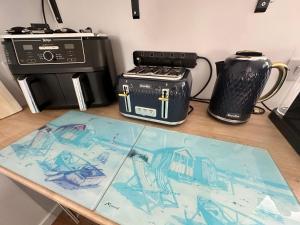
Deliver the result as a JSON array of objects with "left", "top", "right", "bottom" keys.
[{"left": 0, "top": 102, "right": 299, "bottom": 225}]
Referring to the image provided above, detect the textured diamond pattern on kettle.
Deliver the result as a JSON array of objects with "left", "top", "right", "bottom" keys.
[{"left": 209, "top": 66, "right": 271, "bottom": 122}]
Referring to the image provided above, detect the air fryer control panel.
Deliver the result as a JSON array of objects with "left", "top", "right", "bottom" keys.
[{"left": 12, "top": 37, "right": 85, "bottom": 65}]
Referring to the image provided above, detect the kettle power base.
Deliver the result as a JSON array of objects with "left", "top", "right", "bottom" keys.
[
  {"left": 0, "top": 111, "right": 299, "bottom": 224},
  {"left": 269, "top": 110, "right": 300, "bottom": 154},
  {"left": 207, "top": 108, "right": 249, "bottom": 124}
]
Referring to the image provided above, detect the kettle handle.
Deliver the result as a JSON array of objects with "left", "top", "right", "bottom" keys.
[{"left": 257, "top": 63, "right": 288, "bottom": 103}]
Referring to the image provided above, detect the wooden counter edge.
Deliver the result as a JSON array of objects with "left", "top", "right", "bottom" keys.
[{"left": 0, "top": 166, "right": 118, "bottom": 225}]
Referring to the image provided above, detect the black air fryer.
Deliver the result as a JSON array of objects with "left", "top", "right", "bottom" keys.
[
  {"left": 1, "top": 32, "right": 116, "bottom": 113},
  {"left": 208, "top": 51, "right": 288, "bottom": 124}
]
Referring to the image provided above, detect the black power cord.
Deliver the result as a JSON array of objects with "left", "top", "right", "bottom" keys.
[
  {"left": 42, "top": 0, "right": 48, "bottom": 25},
  {"left": 190, "top": 98, "right": 210, "bottom": 104},
  {"left": 261, "top": 101, "right": 272, "bottom": 112},
  {"left": 188, "top": 105, "right": 194, "bottom": 115},
  {"left": 188, "top": 55, "right": 212, "bottom": 116},
  {"left": 191, "top": 56, "right": 213, "bottom": 101}
]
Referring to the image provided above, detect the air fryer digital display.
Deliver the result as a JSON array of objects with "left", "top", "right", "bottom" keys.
[
  {"left": 13, "top": 37, "right": 85, "bottom": 65},
  {"left": 22, "top": 44, "right": 33, "bottom": 51},
  {"left": 64, "top": 43, "right": 75, "bottom": 49}
]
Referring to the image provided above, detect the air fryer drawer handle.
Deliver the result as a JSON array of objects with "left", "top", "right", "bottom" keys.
[
  {"left": 72, "top": 73, "right": 87, "bottom": 111},
  {"left": 17, "top": 76, "right": 40, "bottom": 113}
]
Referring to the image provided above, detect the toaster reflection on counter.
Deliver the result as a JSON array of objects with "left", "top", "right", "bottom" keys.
[{"left": 117, "top": 71, "right": 192, "bottom": 125}]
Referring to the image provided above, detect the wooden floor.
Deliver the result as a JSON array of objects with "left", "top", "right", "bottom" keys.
[{"left": 53, "top": 211, "right": 99, "bottom": 225}]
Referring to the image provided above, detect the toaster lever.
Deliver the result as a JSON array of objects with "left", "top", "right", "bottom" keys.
[
  {"left": 160, "top": 89, "right": 169, "bottom": 119},
  {"left": 118, "top": 93, "right": 128, "bottom": 97},
  {"left": 158, "top": 97, "right": 169, "bottom": 101},
  {"left": 119, "top": 85, "right": 131, "bottom": 112}
]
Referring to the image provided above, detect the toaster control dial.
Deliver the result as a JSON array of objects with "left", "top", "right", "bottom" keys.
[{"left": 43, "top": 51, "right": 54, "bottom": 61}]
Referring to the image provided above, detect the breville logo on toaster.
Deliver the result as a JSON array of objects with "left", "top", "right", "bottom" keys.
[
  {"left": 226, "top": 113, "right": 240, "bottom": 119},
  {"left": 139, "top": 84, "right": 151, "bottom": 89},
  {"left": 42, "top": 38, "right": 52, "bottom": 42}
]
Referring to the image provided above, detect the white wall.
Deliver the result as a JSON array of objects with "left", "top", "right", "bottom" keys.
[
  {"left": 55, "top": 0, "right": 299, "bottom": 107},
  {"left": 0, "top": 0, "right": 299, "bottom": 106}
]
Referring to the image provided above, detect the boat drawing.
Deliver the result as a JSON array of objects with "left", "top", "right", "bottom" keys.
[{"left": 38, "top": 151, "right": 106, "bottom": 190}]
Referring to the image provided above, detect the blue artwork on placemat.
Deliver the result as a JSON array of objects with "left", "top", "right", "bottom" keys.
[
  {"left": 96, "top": 126, "right": 300, "bottom": 225},
  {"left": 0, "top": 111, "right": 144, "bottom": 210}
]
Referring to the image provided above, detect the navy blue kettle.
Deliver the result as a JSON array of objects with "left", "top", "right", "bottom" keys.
[{"left": 208, "top": 51, "right": 288, "bottom": 123}]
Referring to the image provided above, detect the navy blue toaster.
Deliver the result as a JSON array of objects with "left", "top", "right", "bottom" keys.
[
  {"left": 117, "top": 51, "right": 198, "bottom": 125},
  {"left": 118, "top": 66, "right": 192, "bottom": 125}
]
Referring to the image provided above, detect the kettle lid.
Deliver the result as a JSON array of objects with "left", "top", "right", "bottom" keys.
[{"left": 236, "top": 51, "right": 263, "bottom": 57}]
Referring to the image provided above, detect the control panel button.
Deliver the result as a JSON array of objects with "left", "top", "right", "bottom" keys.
[
  {"left": 135, "top": 106, "right": 157, "bottom": 117},
  {"left": 43, "top": 51, "right": 54, "bottom": 61},
  {"left": 13, "top": 38, "right": 85, "bottom": 65}
]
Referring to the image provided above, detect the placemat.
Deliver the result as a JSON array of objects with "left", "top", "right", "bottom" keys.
[
  {"left": 1, "top": 111, "right": 299, "bottom": 224},
  {"left": 96, "top": 126, "right": 300, "bottom": 225},
  {"left": 0, "top": 111, "right": 144, "bottom": 210}
]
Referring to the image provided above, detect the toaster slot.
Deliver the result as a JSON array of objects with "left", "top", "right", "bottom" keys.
[
  {"left": 118, "top": 84, "right": 132, "bottom": 112},
  {"left": 159, "top": 88, "right": 169, "bottom": 119}
]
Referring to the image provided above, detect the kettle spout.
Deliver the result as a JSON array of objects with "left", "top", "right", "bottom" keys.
[{"left": 216, "top": 61, "right": 225, "bottom": 77}]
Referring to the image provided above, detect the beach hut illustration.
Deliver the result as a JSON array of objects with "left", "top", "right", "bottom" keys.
[
  {"left": 152, "top": 147, "right": 220, "bottom": 187},
  {"left": 114, "top": 147, "right": 229, "bottom": 213},
  {"left": 53, "top": 124, "right": 93, "bottom": 148}
]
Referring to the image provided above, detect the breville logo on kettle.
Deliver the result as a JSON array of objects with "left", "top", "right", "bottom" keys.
[{"left": 226, "top": 113, "right": 241, "bottom": 119}]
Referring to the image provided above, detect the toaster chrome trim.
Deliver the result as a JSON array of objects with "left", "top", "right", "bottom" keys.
[{"left": 121, "top": 113, "right": 186, "bottom": 125}]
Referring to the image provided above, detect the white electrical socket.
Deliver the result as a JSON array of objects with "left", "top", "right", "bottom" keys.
[{"left": 286, "top": 58, "right": 300, "bottom": 81}]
